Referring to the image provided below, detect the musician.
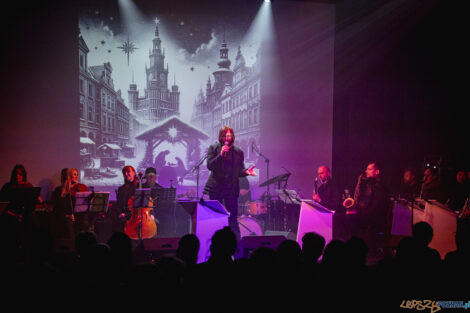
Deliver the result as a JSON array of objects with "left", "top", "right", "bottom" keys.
[
  {"left": 0, "top": 164, "right": 34, "bottom": 202},
  {"left": 420, "top": 167, "right": 445, "bottom": 202},
  {"left": 447, "top": 170, "right": 469, "bottom": 212},
  {"left": 398, "top": 168, "right": 420, "bottom": 201},
  {"left": 0, "top": 164, "right": 36, "bottom": 243},
  {"left": 312, "top": 166, "right": 339, "bottom": 211},
  {"left": 351, "top": 162, "right": 390, "bottom": 247},
  {"left": 142, "top": 167, "right": 163, "bottom": 199},
  {"left": 51, "top": 168, "right": 88, "bottom": 239},
  {"left": 203, "top": 126, "right": 257, "bottom": 240},
  {"left": 114, "top": 166, "right": 138, "bottom": 223}
]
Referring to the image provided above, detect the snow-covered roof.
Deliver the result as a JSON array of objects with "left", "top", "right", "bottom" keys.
[
  {"left": 80, "top": 137, "right": 95, "bottom": 145},
  {"left": 97, "top": 143, "right": 122, "bottom": 150}
]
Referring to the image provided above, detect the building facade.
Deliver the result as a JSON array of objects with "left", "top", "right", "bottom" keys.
[
  {"left": 190, "top": 40, "right": 261, "bottom": 162},
  {"left": 79, "top": 33, "right": 131, "bottom": 158}
]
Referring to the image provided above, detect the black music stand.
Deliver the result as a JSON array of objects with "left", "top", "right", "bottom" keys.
[
  {"left": 153, "top": 187, "right": 179, "bottom": 236},
  {"left": 7, "top": 187, "right": 41, "bottom": 219},
  {"left": 134, "top": 189, "right": 152, "bottom": 207},
  {"left": 130, "top": 189, "right": 153, "bottom": 240},
  {"left": 74, "top": 191, "right": 110, "bottom": 213},
  {"left": 259, "top": 173, "right": 290, "bottom": 231},
  {"left": 155, "top": 187, "right": 177, "bottom": 201}
]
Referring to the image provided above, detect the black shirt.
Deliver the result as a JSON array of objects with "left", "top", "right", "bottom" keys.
[{"left": 316, "top": 179, "right": 340, "bottom": 211}]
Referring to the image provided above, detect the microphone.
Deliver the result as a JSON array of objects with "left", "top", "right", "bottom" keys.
[{"left": 222, "top": 141, "right": 230, "bottom": 156}]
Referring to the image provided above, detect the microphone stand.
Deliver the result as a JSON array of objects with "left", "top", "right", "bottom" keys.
[
  {"left": 252, "top": 143, "right": 271, "bottom": 229},
  {"left": 190, "top": 153, "right": 208, "bottom": 200}
]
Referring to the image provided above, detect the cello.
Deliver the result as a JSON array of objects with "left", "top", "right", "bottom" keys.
[{"left": 124, "top": 173, "right": 157, "bottom": 240}]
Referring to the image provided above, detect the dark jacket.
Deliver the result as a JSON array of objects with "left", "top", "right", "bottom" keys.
[
  {"left": 113, "top": 181, "right": 138, "bottom": 218},
  {"left": 203, "top": 142, "right": 248, "bottom": 197},
  {"left": 353, "top": 175, "right": 389, "bottom": 219}
]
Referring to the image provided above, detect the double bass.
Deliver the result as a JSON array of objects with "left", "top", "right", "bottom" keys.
[{"left": 124, "top": 173, "right": 157, "bottom": 240}]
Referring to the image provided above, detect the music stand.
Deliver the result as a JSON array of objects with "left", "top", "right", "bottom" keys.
[
  {"left": 8, "top": 187, "right": 41, "bottom": 216},
  {"left": 74, "top": 191, "right": 110, "bottom": 213},
  {"left": 134, "top": 189, "right": 152, "bottom": 208},
  {"left": 160, "top": 187, "right": 176, "bottom": 201},
  {"left": 154, "top": 187, "right": 178, "bottom": 235}
]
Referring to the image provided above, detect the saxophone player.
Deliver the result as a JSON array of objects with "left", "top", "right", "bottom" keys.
[{"left": 350, "top": 162, "right": 390, "bottom": 251}]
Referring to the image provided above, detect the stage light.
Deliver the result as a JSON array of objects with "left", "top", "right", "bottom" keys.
[
  {"left": 117, "top": 0, "right": 146, "bottom": 36},
  {"left": 264, "top": 0, "right": 271, "bottom": 3}
]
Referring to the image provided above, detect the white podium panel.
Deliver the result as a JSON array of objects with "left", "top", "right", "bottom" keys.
[
  {"left": 391, "top": 199, "right": 457, "bottom": 259},
  {"left": 414, "top": 200, "right": 457, "bottom": 259},
  {"left": 179, "top": 200, "right": 229, "bottom": 263},
  {"left": 296, "top": 200, "right": 334, "bottom": 248}
]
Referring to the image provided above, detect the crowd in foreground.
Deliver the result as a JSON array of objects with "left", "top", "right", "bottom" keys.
[{"left": 1, "top": 217, "right": 468, "bottom": 312}]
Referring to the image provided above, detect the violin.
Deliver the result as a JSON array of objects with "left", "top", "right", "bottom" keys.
[{"left": 70, "top": 183, "right": 88, "bottom": 197}]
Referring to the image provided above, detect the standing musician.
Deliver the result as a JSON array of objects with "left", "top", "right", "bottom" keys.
[
  {"left": 0, "top": 164, "right": 38, "bottom": 249},
  {"left": 51, "top": 168, "right": 88, "bottom": 239},
  {"left": 0, "top": 164, "right": 34, "bottom": 201},
  {"left": 113, "top": 166, "right": 139, "bottom": 226},
  {"left": 350, "top": 162, "right": 390, "bottom": 249},
  {"left": 313, "top": 165, "right": 340, "bottom": 211},
  {"left": 203, "top": 126, "right": 257, "bottom": 240}
]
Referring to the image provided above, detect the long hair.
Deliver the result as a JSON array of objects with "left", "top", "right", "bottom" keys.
[
  {"left": 218, "top": 126, "right": 235, "bottom": 145},
  {"left": 122, "top": 165, "right": 137, "bottom": 183},
  {"left": 10, "top": 164, "right": 27, "bottom": 185},
  {"left": 61, "top": 168, "right": 78, "bottom": 197}
]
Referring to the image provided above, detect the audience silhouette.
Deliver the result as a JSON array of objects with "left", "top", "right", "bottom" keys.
[{"left": 1, "top": 217, "right": 465, "bottom": 309}]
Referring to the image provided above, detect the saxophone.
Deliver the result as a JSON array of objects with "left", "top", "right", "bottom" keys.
[{"left": 342, "top": 189, "right": 355, "bottom": 209}]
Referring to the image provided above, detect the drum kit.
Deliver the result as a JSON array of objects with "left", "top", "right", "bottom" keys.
[{"left": 237, "top": 172, "right": 294, "bottom": 237}]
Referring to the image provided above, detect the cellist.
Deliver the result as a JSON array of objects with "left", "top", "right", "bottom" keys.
[{"left": 114, "top": 166, "right": 138, "bottom": 225}]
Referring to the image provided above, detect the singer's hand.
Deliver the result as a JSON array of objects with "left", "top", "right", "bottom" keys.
[
  {"left": 220, "top": 145, "right": 230, "bottom": 156},
  {"left": 313, "top": 194, "right": 322, "bottom": 203},
  {"left": 245, "top": 166, "right": 257, "bottom": 176}
]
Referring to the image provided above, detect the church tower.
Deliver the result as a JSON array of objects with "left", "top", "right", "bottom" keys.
[
  {"left": 212, "top": 38, "right": 234, "bottom": 91},
  {"left": 131, "top": 24, "right": 180, "bottom": 125}
]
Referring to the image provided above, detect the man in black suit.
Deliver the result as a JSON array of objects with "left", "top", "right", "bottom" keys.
[{"left": 203, "top": 126, "right": 257, "bottom": 240}]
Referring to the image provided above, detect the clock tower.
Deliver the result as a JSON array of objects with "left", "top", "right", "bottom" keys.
[
  {"left": 130, "top": 24, "right": 180, "bottom": 125},
  {"left": 147, "top": 25, "right": 168, "bottom": 89}
]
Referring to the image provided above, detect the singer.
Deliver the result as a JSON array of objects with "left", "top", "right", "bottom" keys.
[{"left": 203, "top": 126, "right": 257, "bottom": 240}]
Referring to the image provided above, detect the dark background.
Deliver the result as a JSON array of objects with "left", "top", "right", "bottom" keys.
[
  {"left": 332, "top": 0, "right": 466, "bottom": 193},
  {"left": 1, "top": 0, "right": 465, "bottom": 198}
]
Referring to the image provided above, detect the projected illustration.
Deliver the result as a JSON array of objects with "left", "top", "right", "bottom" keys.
[{"left": 78, "top": 2, "right": 262, "bottom": 189}]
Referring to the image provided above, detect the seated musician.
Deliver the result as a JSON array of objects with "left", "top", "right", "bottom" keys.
[
  {"left": 50, "top": 168, "right": 88, "bottom": 239},
  {"left": 142, "top": 167, "right": 163, "bottom": 200}
]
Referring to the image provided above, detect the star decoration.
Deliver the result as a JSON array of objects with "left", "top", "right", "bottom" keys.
[
  {"left": 118, "top": 38, "right": 138, "bottom": 66},
  {"left": 168, "top": 126, "right": 178, "bottom": 139}
]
